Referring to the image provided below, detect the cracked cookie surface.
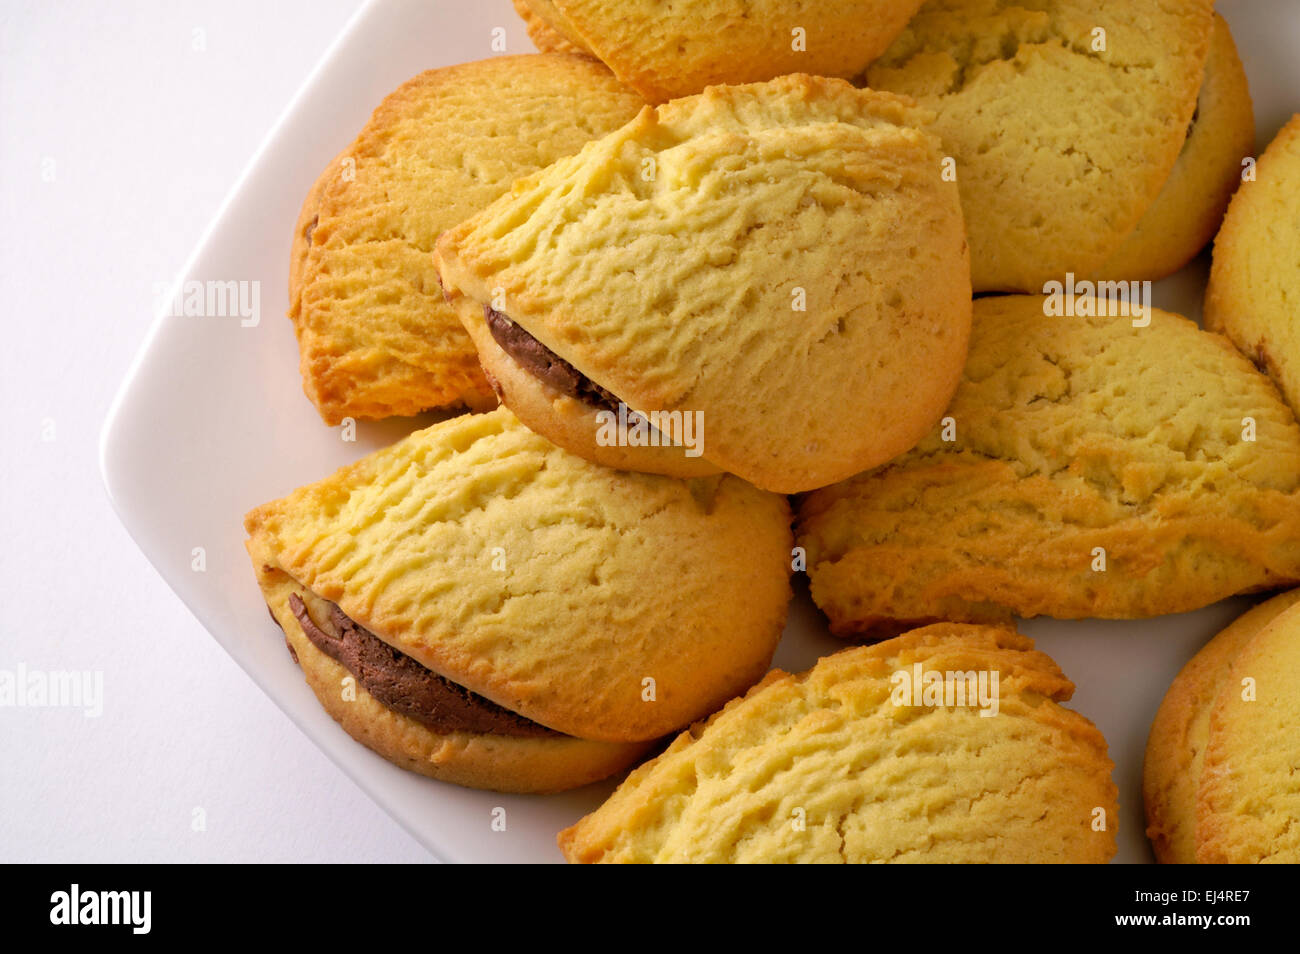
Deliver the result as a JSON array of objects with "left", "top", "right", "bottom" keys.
[
  {"left": 289, "top": 54, "right": 643, "bottom": 424},
  {"left": 560, "top": 623, "right": 1117, "bottom": 863},
  {"left": 867, "top": 0, "right": 1215, "bottom": 291},
  {"left": 513, "top": 0, "right": 924, "bottom": 102},
  {"left": 436, "top": 75, "right": 971, "bottom": 493},
  {"left": 797, "top": 295, "right": 1300, "bottom": 634},
  {"left": 245, "top": 407, "right": 793, "bottom": 742}
]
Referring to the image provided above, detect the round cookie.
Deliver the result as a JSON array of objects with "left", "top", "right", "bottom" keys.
[
  {"left": 559, "top": 624, "right": 1118, "bottom": 863},
  {"left": 1205, "top": 114, "right": 1300, "bottom": 418},
  {"left": 436, "top": 76, "right": 972, "bottom": 494},
  {"left": 512, "top": 0, "right": 925, "bottom": 103},
  {"left": 290, "top": 54, "right": 644, "bottom": 424},
  {"left": 1197, "top": 599, "right": 1300, "bottom": 863},
  {"left": 251, "top": 544, "right": 651, "bottom": 794},
  {"left": 244, "top": 408, "right": 794, "bottom": 749},
  {"left": 1142, "top": 590, "right": 1300, "bottom": 863},
  {"left": 866, "top": 0, "right": 1215, "bottom": 292},
  {"left": 1095, "top": 14, "right": 1254, "bottom": 282},
  {"left": 796, "top": 296, "right": 1300, "bottom": 636}
]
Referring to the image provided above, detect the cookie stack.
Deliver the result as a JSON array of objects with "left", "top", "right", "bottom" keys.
[{"left": 244, "top": 0, "right": 1300, "bottom": 863}]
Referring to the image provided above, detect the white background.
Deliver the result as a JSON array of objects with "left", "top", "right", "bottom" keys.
[{"left": 1, "top": 0, "right": 431, "bottom": 862}]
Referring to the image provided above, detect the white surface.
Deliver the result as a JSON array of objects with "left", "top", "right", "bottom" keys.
[
  {"left": 1, "top": 0, "right": 429, "bottom": 862},
  {"left": 6, "top": 0, "right": 1299, "bottom": 863}
]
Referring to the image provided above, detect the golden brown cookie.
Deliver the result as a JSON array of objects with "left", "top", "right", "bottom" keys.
[
  {"left": 512, "top": 0, "right": 589, "bottom": 56},
  {"left": 244, "top": 408, "right": 793, "bottom": 791},
  {"left": 1205, "top": 114, "right": 1300, "bottom": 417},
  {"left": 867, "top": 0, "right": 1215, "bottom": 292},
  {"left": 797, "top": 296, "right": 1300, "bottom": 636},
  {"left": 252, "top": 536, "right": 651, "bottom": 794},
  {"left": 1095, "top": 14, "right": 1254, "bottom": 282},
  {"left": 290, "top": 55, "right": 643, "bottom": 424},
  {"left": 1196, "top": 599, "right": 1300, "bottom": 863},
  {"left": 513, "top": 0, "right": 925, "bottom": 102},
  {"left": 560, "top": 623, "right": 1118, "bottom": 863},
  {"left": 435, "top": 75, "right": 972, "bottom": 494},
  {"left": 1143, "top": 590, "right": 1300, "bottom": 863}
]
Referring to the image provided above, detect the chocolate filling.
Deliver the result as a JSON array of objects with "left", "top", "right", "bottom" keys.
[
  {"left": 485, "top": 306, "right": 623, "bottom": 411},
  {"left": 287, "top": 593, "right": 557, "bottom": 738}
]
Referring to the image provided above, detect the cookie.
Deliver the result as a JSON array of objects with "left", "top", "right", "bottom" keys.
[
  {"left": 244, "top": 408, "right": 793, "bottom": 790},
  {"left": 512, "top": 0, "right": 925, "bottom": 103},
  {"left": 559, "top": 623, "right": 1117, "bottom": 863},
  {"left": 435, "top": 75, "right": 972, "bottom": 494},
  {"left": 797, "top": 295, "right": 1300, "bottom": 636},
  {"left": 251, "top": 538, "right": 651, "bottom": 794},
  {"left": 290, "top": 54, "right": 643, "bottom": 425},
  {"left": 1205, "top": 115, "right": 1300, "bottom": 417},
  {"left": 1197, "top": 599, "right": 1300, "bottom": 863},
  {"left": 1095, "top": 14, "right": 1254, "bottom": 282},
  {"left": 1142, "top": 590, "right": 1300, "bottom": 864},
  {"left": 512, "top": 0, "right": 588, "bottom": 57},
  {"left": 867, "top": 0, "right": 1215, "bottom": 292}
]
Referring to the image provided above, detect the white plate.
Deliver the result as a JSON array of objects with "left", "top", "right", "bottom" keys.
[{"left": 101, "top": 0, "right": 1300, "bottom": 863}]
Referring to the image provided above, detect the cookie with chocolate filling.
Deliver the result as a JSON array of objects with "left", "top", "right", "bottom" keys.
[
  {"left": 435, "top": 75, "right": 972, "bottom": 494},
  {"left": 289, "top": 54, "right": 643, "bottom": 425},
  {"left": 244, "top": 408, "right": 793, "bottom": 793}
]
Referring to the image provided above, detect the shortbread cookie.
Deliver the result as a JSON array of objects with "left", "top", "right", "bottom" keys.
[
  {"left": 512, "top": 0, "right": 588, "bottom": 57},
  {"left": 1143, "top": 590, "right": 1300, "bottom": 864},
  {"left": 512, "top": 0, "right": 924, "bottom": 102},
  {"left": 797, "top": 296, "right": 1300, "bottom": 636},
  {"left": 560, "top": 623, "right": 1118, "bottom": 863},
  {"left": 867, "top": 0, "right": 1215, "bottom": 291},
  {"left": 290, "top": 55, "right": 643, "bottom": 424},
  {"left": 436, "top": 76, "right": 972, "bottom": 494},
  {"left": 1096, "top": 14, "right": 1254, "bottom": 282},
  {"left": 1205, "top": 115, "right": 1300, "bottom": 417},
  {"left": 244, "top": 408, "right": 793, "bottom": 791},
  {"left": 252, "top": 539, "right": 651, "bottom": 793},
  {"left": 1197, "top": 600, "right": 1300, "bottom": 863}
]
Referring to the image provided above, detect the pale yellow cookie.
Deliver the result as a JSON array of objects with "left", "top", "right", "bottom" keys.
[
  {"left": 560, "top": 623, "right": 1118, "bottom": 863},
  {"left": 867, "top": 0, "right": 1215, "bottom": 291},
  {"left": 797, "top": 296, "right": 1300, "bottom": 635},
  {"left": 245, "top": 408, "right": 793, "bottom": 746},
  {"left": 1142, "top": 590, "right": 1300, "bottom": 863},
  {"left": 1205, "top": 115, "right": 1300, "bottom": 417},
  {"left": 511, "top": 0, "right": 589, "bottom": 56},
  {"left": 290, "top": 55, "right": 643, "bottom": 424},
  {"left": 1096, "top": 14, "right": 1254, "bottom": 282},
  {"left": 1196, "top": 600, "right": 1300, "bottom": 863},
  {"left": 514, "top": 0, "right": 925, "bottom": 102},
  {"left": 251, "top": 536, "right": 651, "bottom": 794},
  {"left": 436, "top": 76, "right": 972, "bottom": 494}
]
